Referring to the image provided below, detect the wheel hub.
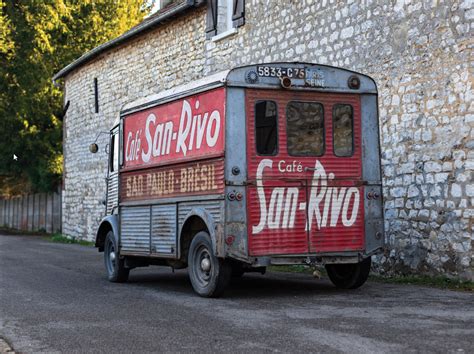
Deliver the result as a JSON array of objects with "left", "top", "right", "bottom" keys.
[
  {"left": 201, "top": 257, "right": 211, "bottom": 272},
  {"left": 109, "top": 251, "right": 116, "bottom": 262}
]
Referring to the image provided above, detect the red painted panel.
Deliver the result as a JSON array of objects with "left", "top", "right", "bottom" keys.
[
  {"left": 120, "top": 158, "right": 225, "bottom": 202},
  {"left": 308, "top": 184, "right": 365, "bottom": 253},
  {"left": 247, "top": 181, "right": 308, "bottom": 256},
  {"left": 122, "top": 88, "right": 225, "bottom": 170},
  {"left": 246, "top": 89, "right": 364, "bottom": 256}
]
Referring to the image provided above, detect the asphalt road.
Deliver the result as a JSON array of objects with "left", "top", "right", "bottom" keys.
[{"left": 1, "top": 234, "right": 473, "bottom": 353}]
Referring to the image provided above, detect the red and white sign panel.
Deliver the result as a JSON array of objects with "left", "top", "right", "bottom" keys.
[
  {"left": 245, "top": 89, "right": 364, "bottom": 255},
  {"left": 123, "top": 88, "right": 225, "bottom": 169},
  {"left": 120, "top": 158, "right": 225, "bottom": 202},
  {"left": 247, "top": 159, "right": 364, "bottom": 255}
]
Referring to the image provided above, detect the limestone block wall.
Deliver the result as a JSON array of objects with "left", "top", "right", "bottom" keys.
[{"left": 62, "top": 0, "right": 473, "bottom": 279}]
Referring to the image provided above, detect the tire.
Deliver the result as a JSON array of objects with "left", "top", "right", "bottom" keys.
[
  {"left": 104, "top": 231, "right": 129, "bottom": 283},
  {"left": 325, "top": 257, "right": 371, "bottom": 289},
  {"left": 188, "top": 231, "right": 231, "bottom": 297}
]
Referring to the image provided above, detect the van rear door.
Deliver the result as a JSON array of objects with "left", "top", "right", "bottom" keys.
[
  {"left": 246, "top": 89, "right": 364, "bottom": 256},
  {"left": 246, "top": 94, "right": 309, "bottom": 255}
]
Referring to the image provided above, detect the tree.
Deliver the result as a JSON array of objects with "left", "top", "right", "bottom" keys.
[{"left": 0, "top": 0, "right": 153, "bottom": 196}]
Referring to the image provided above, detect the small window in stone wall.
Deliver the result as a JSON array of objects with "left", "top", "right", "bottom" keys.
[
  {"left": 286, "top": 101, "right": 325, "bottom": 156},
  {"left": 333, "top": 104, "right": 354, "bottom": 157},
  {"left": 94, "top": 78, "right": 99, "bottom": 113},
  {"left": 206, "top": 0, "right": 245, "bottom": 40},
  {"left": 255, "top": 100, "right": 278, "bottom": 155}
]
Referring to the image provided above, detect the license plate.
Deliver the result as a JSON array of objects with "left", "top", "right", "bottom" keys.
[{"left": 256, "top": 66, "right": 305, "bottom": 79}]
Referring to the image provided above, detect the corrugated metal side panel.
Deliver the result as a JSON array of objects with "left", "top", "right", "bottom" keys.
[
  {"left": 178, "top": 200, "right": 223, "bottom": 228},
  {"left": 107, "top": 172, "right": 119, "bottom": 214},
  {"left": 151, "top": 204, "right": 177, "bottom": 256},
  {"left": 120, "top": 206, "right": 150, "bottom": 254}
]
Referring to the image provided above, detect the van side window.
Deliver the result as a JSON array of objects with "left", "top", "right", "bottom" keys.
[
  {"left": 110, "top": 134, "right": 119, "bottom": 172},
  {"left": 286, "top": 101, "right": 324, "bottom": 156},
  {"left": 255, "top": 100, "right": 278, "bottom": 155},
  {"left": 333, "top": 104, "right": 354, "bottom": 157}
]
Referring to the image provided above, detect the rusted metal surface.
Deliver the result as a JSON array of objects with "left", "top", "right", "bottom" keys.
[
  {"left": 120, "top": 158, "right": 225, "bottom": 202},
  {"left": 121, "top": 88, "right": 225, "bottom": 170},
  {"left": 107, "top": 172, "right": 119, "bottom": 214},
  {"left": 245, "top": 89, "right": 365, "bottom": 256},
  {"left": 178, "top": 199, "right": 225, "bottom": 256},
  {"left": 102, "top": 63, "right": 382, "bottom": 268},
  {"left": 120, "top": 206, "right": 151, "bottom": 254},
  {"left": 151, "top": 204, "right": 177, "bottom": 256},
  {"left": 106, "top": 127, "right": 120, "bottom": 215},
  {"left": 177, "top": 200, "right": 224, "bottom": 227}
]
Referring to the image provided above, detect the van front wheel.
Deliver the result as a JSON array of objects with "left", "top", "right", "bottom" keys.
[
  {"left": 325, "top": 257, "right": 371, "bottom": 289},
  {"left": 188, "top": 231, "right": 231, "bottom": 297},
  {"left": 104, "top": 231, "right": 129, "bottom": 283}
]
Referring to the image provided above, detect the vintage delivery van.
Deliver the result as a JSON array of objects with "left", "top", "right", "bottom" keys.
[{"left": 91, "top": 62, "right": 384, "bottom": 297}]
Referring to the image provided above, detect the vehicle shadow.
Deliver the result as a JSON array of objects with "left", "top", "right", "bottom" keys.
[{"left": 126, "top": 267, "right": 347, "bottom": 299}]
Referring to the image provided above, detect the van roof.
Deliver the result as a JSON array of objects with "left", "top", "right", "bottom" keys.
[
  {"left": 121, "top": 70, "right": 230, "bottom": 115},
  {"left": 121, "top": 63, "right": 377, "bottom": 116}
]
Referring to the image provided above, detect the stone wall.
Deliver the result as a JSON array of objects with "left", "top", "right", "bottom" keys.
[{"left": 62, "top": 0, "right": 473, "bottom": 279}]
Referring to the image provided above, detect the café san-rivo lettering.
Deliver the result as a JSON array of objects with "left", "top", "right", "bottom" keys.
[
  {"left": 123, "top": 89, "right": 225, "bottom": 168},
  {"left": 252, "top": 159, "right": 360, "bottom": 234}
]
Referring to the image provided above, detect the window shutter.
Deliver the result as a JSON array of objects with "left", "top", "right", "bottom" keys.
[
  {"left": 205, "top": 0, "right": 218, "bottom": 39},
  {"left": 232, "top": 0, "right": 245, "bottom": 27}
]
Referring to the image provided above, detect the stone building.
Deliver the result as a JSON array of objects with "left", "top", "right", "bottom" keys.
[{"left": 53, "top": 0, "right": 474, "bottom": 280}]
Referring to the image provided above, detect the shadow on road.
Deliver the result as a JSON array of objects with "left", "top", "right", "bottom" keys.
[{"left": 126, "top": 268, "right": 345, "bottom": 299}]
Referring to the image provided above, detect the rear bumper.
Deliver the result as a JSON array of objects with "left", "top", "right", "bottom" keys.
[{"left": 248, "top": 247, "right": 383, "bottom": 267}]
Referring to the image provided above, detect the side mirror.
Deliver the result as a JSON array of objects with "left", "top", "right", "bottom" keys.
[{"left": 89, "top": 143, "right": 99, "bottom": 153}]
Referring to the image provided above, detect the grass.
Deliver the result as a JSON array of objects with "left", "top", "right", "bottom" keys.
[
  {"left": 49, "top": 233, "right": 95, "bottom": 246},
  {"left": 370, "top": 274, "right": 474, "bottom": 292},
  {"left": 0, "top": 227, "right": 94, "bottom": 246},
  {"left": 268, "top": 265, "right": 319, "bottom": 275},
  {"left": 269, "top": 265, "right": 474, "bottom": 292}
]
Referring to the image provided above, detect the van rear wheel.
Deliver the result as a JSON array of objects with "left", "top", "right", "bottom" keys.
[
  {"left": 188, "top": 231, "right": 231, "bottom": 297},
  {"left": 325, "top": 257, "right": 371, "bottom": 289},
  {"left": 104, "top": 231, "right": 129, "bottom": 283}
]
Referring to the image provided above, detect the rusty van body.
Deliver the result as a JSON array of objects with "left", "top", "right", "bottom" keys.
[{"left": 93, "top": 63, "right": 384, "bottom": 297}]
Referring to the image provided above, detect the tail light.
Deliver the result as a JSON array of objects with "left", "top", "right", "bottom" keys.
[
  {"left": 225, "top": 235, "right": 235, "bottom": 245},
  {"left": 228, "top": 191, "right": 243, "bottom": 201},
  {"left": 367, "top": 191, "right": 380, "bottom": 200}
]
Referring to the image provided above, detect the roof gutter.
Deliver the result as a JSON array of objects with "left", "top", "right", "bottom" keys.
[{"left": 53, "top": 0, "right": 202, "bottom": 82}]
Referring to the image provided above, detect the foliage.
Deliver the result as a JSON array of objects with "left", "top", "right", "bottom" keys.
[{"left": 0, "top": 0, "right": 153, "bottom": 195}]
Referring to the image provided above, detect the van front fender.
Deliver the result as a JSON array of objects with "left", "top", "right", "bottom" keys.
[{"left": 96, "top": 214, "right": 120, "bottom": 252}]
